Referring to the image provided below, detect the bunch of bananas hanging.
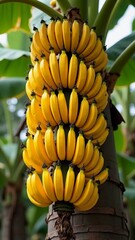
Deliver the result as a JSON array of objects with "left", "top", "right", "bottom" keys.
[{"left": 24, "top": 16, "right": 110, "bottom": 212}]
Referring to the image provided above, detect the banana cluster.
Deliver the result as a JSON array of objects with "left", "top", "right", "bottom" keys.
[
  {"left": 24, "top": 17, "right": 109, "bottom": 212},
  {"left": 26, "top": 162, "right": 109, "bottom": 211}
]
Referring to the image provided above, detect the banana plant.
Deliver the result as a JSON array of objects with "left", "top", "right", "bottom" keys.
[{"left": 0, "top": 0, "right": 135, "bottom": 240}]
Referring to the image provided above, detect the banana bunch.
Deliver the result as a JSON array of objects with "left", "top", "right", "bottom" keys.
[
  {"left": 30, "top": 18, "right": 108, "bottom": 72},
  {"left": 24, "top": 16, "right": 110, "bottom": 213},
  {"left": 26, "top": 162, "right": 109, "bottom": 211}
]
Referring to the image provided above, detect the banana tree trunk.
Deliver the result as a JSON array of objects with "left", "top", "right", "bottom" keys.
[
  {"left": 1, "top": 181, "right": 26, "bottom": 240},
  {"left": 46, "top": 102, "right": 129, "bottom": 240}
]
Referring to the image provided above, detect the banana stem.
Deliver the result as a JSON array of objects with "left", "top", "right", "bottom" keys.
[
  {"left": 109, "top": 40, "right": 135, "bottom": 74},
  {"left": 94, "top": 0, "right": 117, "bottom": 43},
  {"left": 0, "top": 0, "right": 63, "bottom": 19},
  {"left": 57, "top": 0, "right": 71, "bottom": 14},
  {"left": 68, "top": 0, "right": 88, "bottom": 21},
  {"left": 87, "top": 0, "right": 99, "bottom": 27}
]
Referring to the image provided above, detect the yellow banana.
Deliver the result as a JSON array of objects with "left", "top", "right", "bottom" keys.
[
  {"left": 86, "top": 73, "right": 103, "bottom": 99},
  {"left": 80, "top": 28, "right": 97, "bottom": 58},
  {"left": 69, "top": 88, "right": 79, "bottom": 124},
  {"left": 53, "top": 161, "right": 64, "bottom": 201},
  {"left": 92, "top": 128, "right": 109, "bottom": 146},
  {"left": 92, "top": 48, "right": 107, "bottom": 67},
  {"left": 50, "top": 0, "right": 56, "bottom": 8},
  {"left": 40, "top": 56, "right": 57, "bottom": 90},
  {"left": 66, "top": 124, "right": 76, "bottom": 161},
  {"left": 76, "top": 60, "right": 87, "bottom": 93},
  {"left": 94, "top": 52, "right": 108, "bottom": 72},
  {"left": 78, "top": 139, "right": 94, "bottom": 168},
  {"left": 25, "top": 79, "right": 33, "bottom": 100},
  {"left": 34, "top": 126, "right": 53, "bottom": 167},
  {"left": 22, "top": 146, "right": 42, "bottom": 173},
  {"left": 85, "top": 146, "right": 100, "bottom": 172},
  {"left": 30, "top": 41, "right": 42, "bottom": 62},
  {"left": 76, "top": 183, "right": 99, "bottom": 211},
  {"left": 41, "top": 88, "right": 57, "bottom": 127},
  {"left": 32, "top": 27, "right": 46, "bottom": 56},
  {"left": 80, "top": 65, "right": 95, "bottom": 96},
  {"left": 85, "top": 152, "right": 104, "bottom": 178},
  {"left": 55, "top": 18, "right": 64, "bottom": 50},
  {"left": 97, "top": 92, "right": 109, "bottom": 113},
  {"left": 25, "top": 104, "right": 37, "bottom": 135},
  {"left": 57, "top": 89, "right": 68, "bottom": 124},
  {"left": 56, "top": 123, "right": 66, "bottom": 160},
  {"left": 80, "top": 102, "right": 98, "bottom": 132},
  {"left": 74, "top": 179, "right": 94, "bottom": 207},
  {"left": 33, "top": 59, "right": 49, "bottom": 91},
  {"left": 76, "top": 22, "right": 90, "bottom": 54},
  {"left": 39, "top": 20, "right": 51, "bottom": 54},
  {"left": 84, "top": 38, "right": 103, "bottom": 63},
  {"left": 68, "top": 53, "right": 78, "bottom": 89},
  {"left": 71, "top": 19, "right": 80, "bottom": 52},
  {"left": 59, "top": 50, "right": 68, "bottom": 88},
  {"left": 44, "top": 125, "right": 58, "bottom": 162},
  {"left": 94, "top": 168, "right": 109, "bottom": 185},
  {"left": 62, "top": 16, "right": 71, "bottom": 52},
  {"left": 26, "top": 173, "right": 48, "bottom": 207},
  {"left": 70, "top": 168, "right": 85, "bottom": 203},
  {"left": 84, "top": 113, "right": 106, "bottom": 139},
  {"left": 28, "top": 66, "right": 43, "bottom": 97},
  {"left": 49, "top": 49, "right": 61, "bottom": 87},
  {"left": 94, "top": 81, "right": 108, "bottom": 104},
  {"left": 31, "top": 170, "right": 52, "bottom": 204},
  {"left": 93, "top": 116, "right": 107, "bottom": 140},
  {"left": 50, "top": 90, "right": 61, "bottom": 124},
  {"left": 75, "top": 96, "right": 89, "bottom": 128},
  {"left": 72, "top": 131, "right": 85, "bottom": 166},
  {"left": 47, "top": 19, "right": 60, "bottom": 53},
  {"left": 64, "top": 164, "right": 75, "bottom": 201},
  {"left": 42, "top": 164, "right": 57, "bottom": 202}
]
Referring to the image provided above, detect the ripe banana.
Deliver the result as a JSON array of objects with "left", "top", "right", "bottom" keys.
[
  {"left": 76, "top": 22, "right": 90, "bottom": 54},
  {"left": 30, "top": 41, "right": 41, "bottom": 62},
  {"left": 40, "top": 56, "right": 57, "bottom": 90},
  {"left": 56, "top": 123, "right": 66, "bottom": 160},
  {"left": 57, "top": 89, "right": 68, "bottom": 124},
  {"left": 74, "top": 179, "right": 94, "bottom": 207},
  {"left": 53, "top": 161, "right": 64, "bottom": 201},
  {"left": 85, "top": 152, "right": 104, "bottom": 178},
  {"left": 22, "top": 146, "right": 42, "bottom": 173},
  {"left": 94, "top": 81, "right": 108, "bottom": 104},
  {"left": 94, "top": 168, "right": 109, "bottom": 185},
  {"left": 70, "top": 168, "right": 85, "bottom": 203},
  {"left": 78, "top": 139, "right": 94, "bottom": 168},
  {"left": 76, "top": 60, "right": 87, "bottom": 93},
  {"left": 39, "top": 20, "right": 51, "bottom": 55},
  {"left": 64, "top": 164, "right": 75, "bottom": 201},
  {"left": 75, "top": 97, "right": 89, "bottom": 128},
  {"left": 59, "top": 50, "right": 68, "bottom": 88},
  {"left": 68, "top": 53, "right": 78, "bottom": 89},
  {"left": 25, "top": 79, "right": 34, "bottom": 100},
  {"left": 34, "top": 126, "right": 53, "bottom": 167},
  {"left": 49, "top": 49, "right": 61, "bottom": 87},
  {"left": 80, "top": 28, "right": 97, "bottom": 58},
  {"left": 80, "top": 65, "right": 95, "bottom": 96},
  {"left": 76, "top": 183, "right": 99, "bottom": 211},
  {"left": 86, "top": 73, "right": 103, "bottom": 99},
  {"left": 94, "top": 52, "right": 108, "bottom": 72},
  {"left": 26, "top": 173, "right": 49, "bottom": 207},
  {"left": 85, "top": 146, "right": 100, "bottom": 172},
  {"left": 84, "top": 113, "right": 106, "bottom": 139},
  {"left": 71, "top": 19, "right": 80, "bottom": 52},
  {"left": 80, "top": 102, "right": 98, "bottom": 132},
  {"left": 25, "top": 104, "right": 37, "bottom": 135},
  {"left": 41, "top": 88, "right": 57, "bottom": 127},
  {"left": 28, "top": 66, "right": 43, "bottom": 97},
  {"left": 31, "top": 170, "right": 52, "bottom": 204},
  {"left": 62, "top": 16, "right": 71, "bottom": 52},
  {"left": 66, "top": 125, "right": 76, "bottom": 161},
  {"left": 50, "top": 90, "right": 61, "bottom": 124},
  {"left": 84, "top": 38, "right": 103, "bottom": 63},
  {"left": 47, "top": 19, "right": 60, "bottom": 53},
  {"left": 72, "top": 131, "right": 85, "bottom": 166},
  {"left": 42, "top": 164, "right": 57, "bottom": 202},
  {"left": 33, "top": 59, "right": 49, "bottom": 91},
  {"left": 92, "top": 128, "right": 109, "bottom": 146},
  {"left": 44, "top": 125, "right": 58, "bottom": 162},
  {"left": 55, "top": 18, "right": 64, "bottom": 50},
  {"left": 69, "top": 88, "right": 79, "bottom": 124},
  {"left": 92, "top": 48, "right": 107, "bottom": 67},
  {"left": 32, "top": 26, "right": 47, "bottom": 57},
  {"left": 97, "top": 92, "right": 109, "bottom": 113}
]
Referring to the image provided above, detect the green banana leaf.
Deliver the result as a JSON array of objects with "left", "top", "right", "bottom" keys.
[
  {"left": 0, "top": 2, "right": 31, "bottom": 34},
  {"left": 129, "top": 0, "right": 135, "bottom": 6},
  {"left": 114, "top": 125, "right": 125, "bottom": 152},
  {"left": 7, "top": 30, "right": 31, "bottom": 51},
  {"left": 0, "top": 78, "right": 26, "bottom": 100},
  {"left": 107, "top": 32, "right": 135, "bottom": 86}
]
